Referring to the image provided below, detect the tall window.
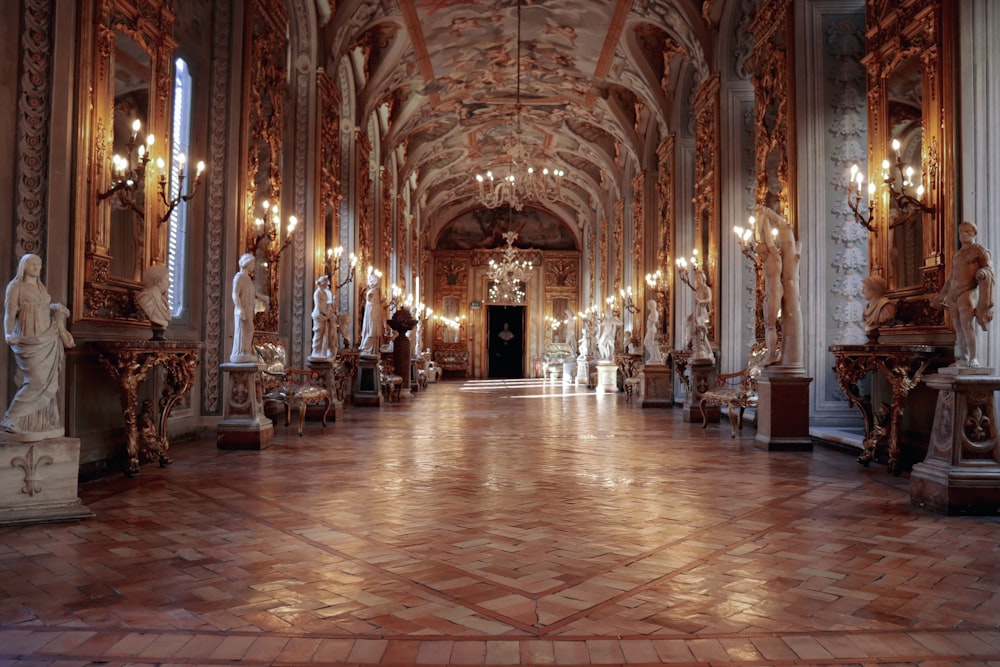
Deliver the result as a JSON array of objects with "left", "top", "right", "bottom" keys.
[{"left": 167, "top": 57, "right": 193, "bottom": 317}]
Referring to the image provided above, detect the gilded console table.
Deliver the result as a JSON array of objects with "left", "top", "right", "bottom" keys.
[
  {"left": 94, "top": 341, "right": 202, "bottom": 476},
  {"left": 829, "top": 343, "right": 937, "bottom": 473}
]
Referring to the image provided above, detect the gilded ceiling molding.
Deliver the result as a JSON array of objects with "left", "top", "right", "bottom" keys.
[
  {"left": 731, "top": 0, "right": 756, "bottom": 80},
  {"left": 16, "top": 0, "right": 53, "bottom": 259},
  {"left": 204, "top": 0, "right": 233, "bottom": 413}
]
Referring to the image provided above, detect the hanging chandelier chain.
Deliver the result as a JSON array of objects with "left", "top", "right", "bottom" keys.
[{"left": 473, "top": 0, "right": 565, "bottom": 211}]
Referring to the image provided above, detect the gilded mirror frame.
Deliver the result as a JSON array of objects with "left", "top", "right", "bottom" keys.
[
  {"left": 240, "top": 0, "right": 289, "bottom": 336},
  {"left": 77, "top": 0, "right": 176, "bottom": 326},
  {"left": 864, "top": 0, "right": 954, "bottom": 335}
]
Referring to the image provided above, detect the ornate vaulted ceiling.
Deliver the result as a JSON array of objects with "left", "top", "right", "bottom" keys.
[{"left": 322, "top": 0, "right": 717, "bottom": 247}]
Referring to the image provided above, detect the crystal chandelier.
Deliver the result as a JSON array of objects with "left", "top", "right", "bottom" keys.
[
  {"left": 487, "top": 231, "right": 532, "bottom": 304},
  {"left": 474, "top": 0, "right": 565, "bottom": 211}
]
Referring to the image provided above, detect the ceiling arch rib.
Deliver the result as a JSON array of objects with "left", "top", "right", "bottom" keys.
[{"left": 322, "top": 0, "right": 714, "bottom": 242}]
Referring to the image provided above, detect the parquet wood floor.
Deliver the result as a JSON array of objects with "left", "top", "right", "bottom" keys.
[{"left": 1, "top": 378, "right": 999, "bottom": 666}]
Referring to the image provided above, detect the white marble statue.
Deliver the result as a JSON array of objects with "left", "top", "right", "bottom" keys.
[
  {"left": 932, "top": 220, "right": 995, "bottom": 367},
  {"left": 578, "top": 318, "right": 592, "bottom": 359},
  {"left": 861, "top": 274, "right": 896, "bottom": 341},
  {"left": 231, "top": 253, "right": 257, "bottom": 363},
  {"left": 309, "top": 275, "right": 337, "bottom": 360},
  {"left": 358, "top": 270, "right": 384, "bottom": 356},
  {"left": 136, "top": 264, "right": 171, "bottom": 339},
  {"left": 2, "top": 253, "right": 75, "bottom": 441},
  {"left": 690, "top": 267, "right": 714, "bottom": 363},
  {"left": 597, "top": 306, "right": 621, "bottom": 361},
  {"left": 644, "top": 299, "right": 664, "bottom": 364},
  {"left": 756, "top": 205, "right": 802, "bottom": 369},
  {"left": 756, "top": 217, "right": 783, "bottom": 363}
]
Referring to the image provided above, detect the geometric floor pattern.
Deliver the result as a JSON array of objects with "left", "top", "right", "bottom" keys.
[{"left": 2, "top": 378, "right": 999, "bottom": 665}]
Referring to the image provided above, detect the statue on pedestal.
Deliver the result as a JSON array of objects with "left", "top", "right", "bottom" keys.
[
  {"left": 690, "top": 268, "right": 714, "bottom": 363},
  {"left": 932, "top": 220, "right": 995, "bottom": 367},
  {"left": 136, "top": 264, "right": 171, "bottom": 340},
  {"left": 230, "top": 253, "right": 257, "bottom": 363},
  {"left": 2, "top": 253, "right": 75, "bottom": 440},
  {"left": 359, "top": 271, "right": 385, "bottom": 357},
  {"left": 597, "top": 306, "right": 621, "bottom": 361}
]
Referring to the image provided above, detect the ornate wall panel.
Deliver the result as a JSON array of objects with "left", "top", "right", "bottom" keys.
[{"left": 692, "top": 73, "right": 720, "bottom": 343}]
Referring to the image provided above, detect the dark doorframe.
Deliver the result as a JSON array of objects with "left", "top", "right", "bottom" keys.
[{"left": 487, "top": 305, "right": 525, "bottom": 378}]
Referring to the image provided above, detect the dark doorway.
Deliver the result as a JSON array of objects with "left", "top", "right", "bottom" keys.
[{"left": 488, "top": 306, "right": 525, "bottom": 378}]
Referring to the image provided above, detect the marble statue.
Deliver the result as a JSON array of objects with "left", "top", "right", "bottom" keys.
[
  {"left": 231, "top": 253, "right": 257, "bottom": 363},
  {"left": 644, "top": 299, "right": 664, "bottom": 364},
  {"left": 136, "top": 264, "right": 171, "bottom": 339},
  {"left": 2, "top": 253, "right": 75, "bottom": 441},
  {"left": 756, "top": 205, "right": 802, "bottom": 369},
  {"left": 578, "top": 319, "right": 592, "bottom": 359},
  {"left": 932, "top": 220, "right": 995, "bottom": 367},
  {"left": 309, "top": 275, "right": 336, "bottom": 360},
  {"left": 358, "top": 270, "right": 384, "bottom": 356},
  {"left": 597, "top": 306, "right": 621, "bottom": 361},
  {"left": 690, "top": 267, "right": 714, "bottom": 363},
  {"left": 756, "top": 218, "right": 783, "bottom": 362},
  {"left": 861, "top": 274, "right": 896, "bottom": 341}
]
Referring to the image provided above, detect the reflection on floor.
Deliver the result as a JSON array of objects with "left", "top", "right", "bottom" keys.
[{"left": 2, "top": 378, "right": 999, "bottom": 666}]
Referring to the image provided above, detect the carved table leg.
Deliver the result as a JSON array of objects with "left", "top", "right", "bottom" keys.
[
  {"left": 832, "top": 356, "right": 877, "bottom": 466},
  {"left": 878, "top": 359, "right": 930, "bottom": 474}
]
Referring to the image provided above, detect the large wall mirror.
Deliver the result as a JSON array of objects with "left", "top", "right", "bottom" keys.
[
  {"left": 885, "top": 54, "right": 925, "bottom": 293},
  {"left": 80, "top": 0, "right": 175, "bottom": 324},
  {"left": 864, "top": 1, "right": 953, "bottom": 335}
]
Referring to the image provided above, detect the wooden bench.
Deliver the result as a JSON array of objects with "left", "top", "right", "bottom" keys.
[
  {"left": 700, "top": 341, "right": 770, "bottom": 437},
  {"left": 256, "top": 342, "right": 332, "bottom": 435}
]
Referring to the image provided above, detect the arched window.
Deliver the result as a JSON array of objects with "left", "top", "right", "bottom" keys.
[{"left": 167, "top": 56, "right": 193, "bottom": 317}]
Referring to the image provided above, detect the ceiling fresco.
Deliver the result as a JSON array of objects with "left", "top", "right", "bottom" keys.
[{"left": 322, "top": 0, "right": 718, "bottom": 248}]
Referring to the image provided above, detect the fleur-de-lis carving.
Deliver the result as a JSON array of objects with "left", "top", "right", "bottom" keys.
[
  {"left": 11, "top": 445, "right": 54, "bottom": 497},
  {"left": 965, "top": 406, "right": 991, "bottom": 442}
]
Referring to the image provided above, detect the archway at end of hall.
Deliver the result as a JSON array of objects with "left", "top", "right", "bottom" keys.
[{"left": 488, "top": 305, "right": 525, "bottom": 378}]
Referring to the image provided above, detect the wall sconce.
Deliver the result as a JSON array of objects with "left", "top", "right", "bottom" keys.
[
  {"left": 675, "top": 249, "right": 702, "bottom": 290},
  {"left": 848, "top": 164, "right": 878, "bottom": 232},
  {"left": 883, "top": 138, "right": 934, "bottom": 215},
  {"left": 645, "top": 269, "right": 667, "bottom": 292},
  {"left": 326, "top": 246, "right": 359, "bottom": 289},
  {"left": 619, "top": 286, "right": 639, "bottom": 314},
  {"left": 96, "top": 119, "right": 153, "bottom": 217},
  {"left": 156, "top": 154, "right": 205, "bottom": 226},
  {"left": 253, "top": 200, "right": 298, "bottom": 258},
  {"left": 848, "top": 138, "right": 934, "bottom": 233}
]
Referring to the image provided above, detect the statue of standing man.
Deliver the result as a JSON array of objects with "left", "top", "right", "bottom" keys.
[{"left": 933, "top": 220, "right": 995, "bottom": 367}]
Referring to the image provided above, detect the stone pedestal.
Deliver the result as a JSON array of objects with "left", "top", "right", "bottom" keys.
[
  {"left": 217, "top": 362, "right": 274, "bottom": 450},
  {"left": 576, "top": 356, "right": 591, "bottom": 385},
  {"left": 353, "top": 355, "right": 383, "bottom": 406},
  {"left": 911, "top": 370, "right": 1000, "bottom": 515},
  {"left": 755, "top": 370, "right": 813, "bottom": 451},
  {"left": 683, "top": 358, "right": 719, "bottom": 422},
  {"left": 596, "top": 361, "right": 618, "bottom": 394},
  {"left": 0, "top": 435, "right": 93, "bottom": 526},
  {"left": 641, "top": 364, "right": 673, "bottom": 408},
  {"left": 562, "top": 360, "right": 577, "bottom": 384},
  {"left": 306, "top": 358, "right": 345, "bottom": 421}
]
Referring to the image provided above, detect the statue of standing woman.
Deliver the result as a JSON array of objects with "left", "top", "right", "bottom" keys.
[
  {"left": 2, "top": 253, "right": 75, "bottom": 441},
  {"left": 231, "top": 253, "right": 257, "bottom": 363},
  {"left": 644, "top": 299, "right": 664, "bottom": 364},
  {"left": 358, "top": 270, "right": 384, "bottom": 357}
]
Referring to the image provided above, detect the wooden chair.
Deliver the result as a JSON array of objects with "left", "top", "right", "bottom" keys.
[
  {"left": 700, "top": 341, "right": 770, "bottom": 437},
  {"left": 256, "top": 342, "right": 332, "bottom": 436}
]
